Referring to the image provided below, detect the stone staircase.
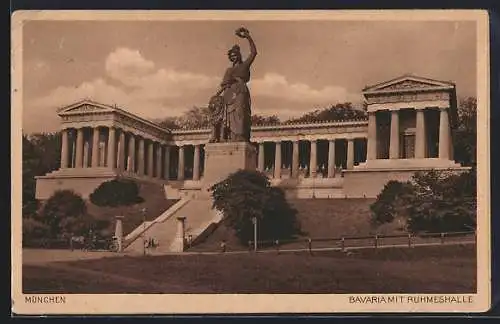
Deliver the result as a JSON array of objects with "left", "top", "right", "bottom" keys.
[
  {"left": 124, "top": 196, "right": 222, "bottom": 254},
  {"left": 164, "top": 180, "right": 203, "bottom": 200}
]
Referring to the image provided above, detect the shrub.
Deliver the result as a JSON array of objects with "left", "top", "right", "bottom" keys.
[
  {"left": 370, "top": 169, "right": 477, "bottom": 234},
  {"left": 370, "top": 180, "right": 414, "bottom": 226},
  {"left": 38, "top": 189, "right": 87, "bottom": 238},
  {"left": 89, "top": 178, "right": 143, "bottom": 207},
  {"left": 23, "top": 217, "right": 50, "bottom": 243},
  {"left": 406, "top": 168, "right": 476, "bottom": 233},
  {"left": 209, "top": 170, "right": 300, "bottom": 244}
]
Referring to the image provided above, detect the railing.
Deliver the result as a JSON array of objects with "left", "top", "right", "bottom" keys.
[{"left": 238, "top": 230, "right": 476, "bottom": 254}]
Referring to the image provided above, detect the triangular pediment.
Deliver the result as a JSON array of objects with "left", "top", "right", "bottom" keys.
[
  {"left": 57, "top": 100, "right": 116, "bottom": 116},
  {"left": 363, "top": 75, "right": 455, "bottom": 93}
]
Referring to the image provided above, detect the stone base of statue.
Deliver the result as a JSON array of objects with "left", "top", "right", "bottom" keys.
[{"left": 202, "top": 142, "right": 257, "bottom": 192}]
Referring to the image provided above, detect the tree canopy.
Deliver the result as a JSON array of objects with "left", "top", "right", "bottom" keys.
[
  {"left": 251, "top": 114, "right": 281, "bottom": 125},
  {"left": 453, "top": 97, "right": 477, "bottom": 166},
  {"left": 22, "top": 132, "right": 61, "bottom": 218},
  {"left": 38, "top": 189, "right": 88, "bottom": 238},
  {"left": 370, "top": 168, "right": 477, "bottom": 233},
  {"left": 209, "top": 170, "right": 301, "bottom": 244},
  {"left": 286, "top": 102, "right": 367, "bottom": 124},
  {"left": 155, "top": 102, "right": 365, "bottom": 129}
]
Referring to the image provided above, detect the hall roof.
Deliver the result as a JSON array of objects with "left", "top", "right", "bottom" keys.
[
  {"left": 56, "top": 99, "right": 170, "bottom": 133},
  {"left": 362, "top": 74, "right": 456, "bottom": 94}
]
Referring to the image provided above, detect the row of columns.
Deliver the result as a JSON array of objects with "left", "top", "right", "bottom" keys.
[
  {"left": 60, "top": 126, "right": 208, "bottom": 181},
  {"left": 256, "top": 138, "right": 358, "bottom": 179},
  {"left": 366, "top": 107, "right": 451, "bottom": 161},
  {"left": 61, "top": 127, "right": 170, "bottom": 180},
  {"left": 61, "top": 128, "right": 365, "bottom": 181},
  {"left": 174, "top": 144, "right": 201, "bottom": 181}
]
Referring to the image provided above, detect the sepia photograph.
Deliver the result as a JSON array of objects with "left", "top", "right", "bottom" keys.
[{"left": 11, "top": 10, "right": 490, "bottom": 314}]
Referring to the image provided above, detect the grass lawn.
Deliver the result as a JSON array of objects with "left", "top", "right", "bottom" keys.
[
  {"left": 86, "top": 181, "right": 178, "bottom": 236},
  {"left": 23, "top": 244, "right": 476, "bottom": 294}
]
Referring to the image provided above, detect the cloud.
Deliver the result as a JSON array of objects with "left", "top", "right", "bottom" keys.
[
  {"left": 28, "top": 77, "right": 192, "bottom": 118},
  {"left": 105, "top": 47, "right": 219, "bottom": 94},
  {"left": 105, "top": 47, "right": 155, "bottom": 84},
  {"left": 24, "top": 59, "right": 51, "bottom": 79},
  {"left": 250, "top": 73, "right": 361, "bottom": 104},
  {"left": 31, "top": 78, "right": 130, "bottom": 109},
  {"left": 24, "top": 48, "right": 362, "bottom": 133}
]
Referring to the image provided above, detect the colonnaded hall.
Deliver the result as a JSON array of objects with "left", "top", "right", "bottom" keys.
[{"left": 34, "top": 74, "right": 468, "bottom": 253}]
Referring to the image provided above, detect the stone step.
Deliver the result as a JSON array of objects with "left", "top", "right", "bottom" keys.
[{"left": 125, "top": 198, "right": 219, "bottom": 254}]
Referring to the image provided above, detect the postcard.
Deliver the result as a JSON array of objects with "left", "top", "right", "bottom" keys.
[{"left": 11, "top": 9, "right": 490, "bottom": 314}]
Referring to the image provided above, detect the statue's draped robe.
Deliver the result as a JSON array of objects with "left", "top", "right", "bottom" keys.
[{"left": 221, "top": 59, "right": 252, "bottom": 142}]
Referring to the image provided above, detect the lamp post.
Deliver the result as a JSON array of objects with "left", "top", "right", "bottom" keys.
[
  {"left": 252, "top": 216, "right": 257, "bottom": 252},
  {"left": 141, "top": 207, "right": 147, "bottom": 256}
]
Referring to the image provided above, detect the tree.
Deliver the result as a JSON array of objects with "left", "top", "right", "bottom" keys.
[
  {"left": 38, "top": 190, "right": 88, "bottom": 238},
  {"left": 209, "top": 170, "right": 301, "bottom": 244},
  {"left": 23, "top": 218, "right": 50, "bottom": 243},
  {"left": 157, "top": 117, "right": 179, "bottom": 130},
  {"left": 176, "top": 106, "right": 211, "bottom": 129},
  {"left": 28, "top": 132, "right": 62, "bottom": 174},
  {"left": 286, "top": 102, "right": 366, "bottom": 123},
  {"left": 22, "top": 135, "right": 39, "bottom": 218},
  {"left": 155, "top": 106, "right": 211, "bottom": 129},
  {"left": 251, "top": 114, "right": 281, "bottom": 125},
  {"left": 405, "top": 169, "right": 476, "bottom": 233},
  {"left": 370, "top": 180, "right": 414, "bottom": 226},
  {"left": 22, "top": 132, "right": 62, "bottom": 218},
  {"left": 370, "top": 169, "right": 477, "bottom": 234},
  {"left": 453, "top": 97, "right": 477, "bottom": 166}
]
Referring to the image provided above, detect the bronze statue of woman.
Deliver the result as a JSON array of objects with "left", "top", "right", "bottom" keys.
[{"left": 216, "top": 27, "right": 257, "bottom": 142}]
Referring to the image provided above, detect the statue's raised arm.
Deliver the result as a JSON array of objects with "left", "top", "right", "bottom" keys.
[{"left": 235, "top": 27, "right": 257, "bottom": 66}]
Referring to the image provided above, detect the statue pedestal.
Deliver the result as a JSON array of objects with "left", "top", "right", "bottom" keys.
[{"left": 202, "top": 142, "right": 257, "bottom": 192}]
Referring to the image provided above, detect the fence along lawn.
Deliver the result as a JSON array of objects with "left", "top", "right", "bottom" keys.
[{"left": 23, "top": 243, "right": 476, "bottom": 294}]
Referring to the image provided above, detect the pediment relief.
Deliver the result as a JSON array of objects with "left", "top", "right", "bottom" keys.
[
  {"left": 378, "top": 80, "right": 441, "bottom": 91},
  {"left": 363, "top": 75, "right": 455, "bottom": 93},
  {"left": 58, "top": 101, "right": 115, "bottom": 116}
]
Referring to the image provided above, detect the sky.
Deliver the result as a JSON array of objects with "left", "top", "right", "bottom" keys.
[{"left": 21, "top": 19, "right": 477, "bottom": 134}]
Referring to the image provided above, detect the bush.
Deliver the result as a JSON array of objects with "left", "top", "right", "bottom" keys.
[
  {"left": 38, "top": 190, "right": 87, "bottom": 238},
  {"left": 406, "top": 168, "right": 476, "bottom": 233},
  {"left": 209, "top": 170, "right": 301, "bottom": 244},
  {"left": 370, "top": 180, "right": 414, "bottom": 226},
  {"left": 370, "top": 169, "right": 477, "bottom": 234},
  {"left": 23, "top": 217, "right": 50, "bottom": 243},
  {"left": 89, "top": 178, "right": 143, "bottom": 207}
]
